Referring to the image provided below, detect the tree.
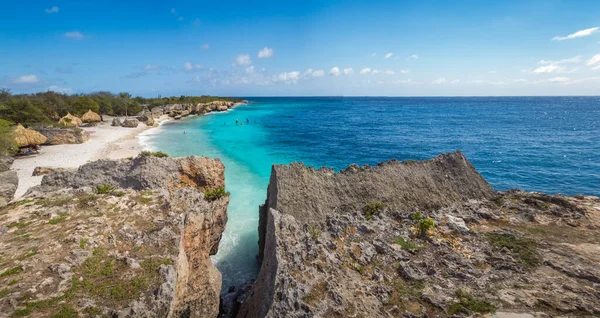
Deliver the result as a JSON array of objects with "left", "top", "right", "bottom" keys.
[
  {"left": 71, "top": 96, "right": 100, "bottom": 115},
  {"left": 0, "top": 97, "right": 49, "bottom": 125},
  {"left": 0, "top": 118, "right": 17, "bottom": 155}
]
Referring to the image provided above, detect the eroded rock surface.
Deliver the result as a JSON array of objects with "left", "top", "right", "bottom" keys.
[
  {"left": 35, "top": 128, "right": 89, "bottom": 145},
  {"left": 0, "top": 156, "right": 17, "bottom": 208},
  {"left": 0, "top": 156, "right": 228, "bottom": 317},
  {"left": 238, "top": 151, "right": 600, "bottom": 318}
]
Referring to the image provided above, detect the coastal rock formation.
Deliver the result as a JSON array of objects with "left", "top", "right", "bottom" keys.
[
  {"left": 237, "top": 151, "right": 600, "bottom": 317},
  {"left": 111, "top": 118, "right": 122, "bottom": 127},
  {"left": 1, "top": 156, "right": 229, "bottom": 317},
  {"left": 136, "top": 115, "right": 155, "bottom": 126},
  {"left": 121, "top": 118, "right": 139, "bottom": 128},
  {"left": 149, "top": 101, "right": 240, "bottom": 120},
  {"left": 0, "top": 156, "right": 18, "bottom": 208},
  {"left": 35, "top": 127, "right": 90, "bottom": 145},
  {"left": 32, "top": 166, "right": 75, "bottom": 176}
]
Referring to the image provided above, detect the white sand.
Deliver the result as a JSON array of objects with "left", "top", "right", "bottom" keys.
[{"left": 10, "top": 117, "right": 168, "bottom": 199}]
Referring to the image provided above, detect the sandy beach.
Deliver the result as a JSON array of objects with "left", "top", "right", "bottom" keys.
[{"left": 10, "top": 116, "right": 169, "bottom": 198}]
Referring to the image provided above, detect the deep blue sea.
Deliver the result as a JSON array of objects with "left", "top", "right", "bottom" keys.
[{"left": 141, "top": 96, "right": 600, "bottom": 289}]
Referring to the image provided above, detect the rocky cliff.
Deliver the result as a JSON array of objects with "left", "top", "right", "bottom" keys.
[
  {"left": 238, "top": 151, "right": 600, "bottom": 317},
  {"left": 0, "top": 156, "right": 228, "bottom": 317}
]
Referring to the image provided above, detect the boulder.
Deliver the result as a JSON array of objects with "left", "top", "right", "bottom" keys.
[
  {"left": 0, "top": 170, "right": 18, "bottom": 207},
  {"left": 0, "top": 156, "right": 14, "bottom": 172},
  {"left": 121, "top": 118, "right": 139, "bottom": 128},
  {"left": 32, "top": 166, "right": 75, "bottom": 176},
  {"left": 35, "top": 128, "right": 89, "bottom": 145},
  {"left": 111, "top": 118, "right": 122, "bottom": 127},
  {"left": 136, "top": 115, "right": 154, "bottom": 126}
]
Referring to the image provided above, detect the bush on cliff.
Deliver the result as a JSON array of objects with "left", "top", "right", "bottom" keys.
[
  {"left": 417, "top": 217, "right": 435, "bottom": 238},
  {"left": 139, "top": 151, "right": 169, "bottom": 158},
  {"left": 204, "top": 187, "right": 227, "bottom": 201},
  {"left": 364, "top": 202, "right": 385, "bottom": 220}
]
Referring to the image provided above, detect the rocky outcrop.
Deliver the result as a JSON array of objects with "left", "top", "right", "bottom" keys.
[
  {"left": 149, "top": 101, "right": 241, "bottom": 119},
  {"left": 136, "top": 115, "right": 155, "bottom": 126},
  {"left": 111, "top": 117, "right": 122, "bottom": 126},
  {"left": 1, "top": 156, "right": 228, "bottom": 317},
  {"left": 35, "top": 127, "right": 90, "bottom": 145},
  {"left": 0, "top": 156, "right": 17, "bottom": 208},
  {"left": 121, "top": 118, "right": 139, "bottom": 128},
  {"left": 32, "top": 166, "right": 75, "bottom": 176},
  {"left": 238, "top": 151, "right": 600, "bottom": 317}
]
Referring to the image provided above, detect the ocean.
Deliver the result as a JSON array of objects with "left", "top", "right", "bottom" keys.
[{"left": 141, "top": 96, "right": 600, "bottom": 289}]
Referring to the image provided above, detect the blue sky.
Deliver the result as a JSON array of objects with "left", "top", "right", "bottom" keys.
[{"left": 2, "top": 0, "right": 600, "bottom": 96}]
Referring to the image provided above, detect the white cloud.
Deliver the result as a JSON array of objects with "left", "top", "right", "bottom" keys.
[
  {"left": 548, "top": 76, "right": 570, "bottom": 83},
  {"left": 13, "top": 75, "right": 39, "bottom": 84},
  {"left": 312, "top": 69, "right": 325, "bottom": 77},
  {"left": 234, "top": 54, "right": 251, "bottom": 66},
  {"left": 245, "top": 66, "right": 255, "bottom": 74},
  {"left": 449, "top": 79, "right": 460, "bottom": 84},
  {"left": 385, "top": 52, "right": 393, "bottom": 59},
  {"left": 47, "top": 85, "right": 72, "bottom": 94},
  {"left": 383, "top": 69, "right": 395, "bottom": 75},
  {"left": 343, "top": 68, "right": 353, "bottom": 75},
  {"left": 400, "top": 69, "right": 409, "bottom": 74},
  {"left": 533, "top": 56, "right": 581, "bottom": 73},
  {"left": 360, "top": 68, "right": 371, "bottom": 75},
  {"left": 392, "top": 79, "right": 413, "bottom": 84},
  {"left": 411, "top": 54, "right": 419, "bottom": 60},
  {"left": 552, "top": 27, "right": 599, "bottom": 41},
  {"left": 432, "top": 78, "right": 446, "bottom": 84},
  {"left": 587, "top": 54, "right": 600, "bottom": 70},
  {"left": 275, "top": 71, "right": 300, "bottom": 84},
  {"left": 533, "top": 64, "right": 564, "bottom": 74},
  {"left": 329, "top": 67, "right": 341, "bottom": 76},
  {"left": 258, "top": 47, "right": 274, "bottom": 59},
  {"left": 45, "top": 6, "right": 59, "bottom": 13},
  {"left": 144, "top": 64, "right": 160, "bottom": 70},
  {"left": 201, "top": 43, "right": 210, "bottom": 50},
  {"left": 488, "top": 70, "right": 497, "bottom": 74},
  {"left": 184, "top": 62, "right": 202, "bottom": 71},
  {"left": 64, "top": 31, "right": 84, "bottom": 39}
]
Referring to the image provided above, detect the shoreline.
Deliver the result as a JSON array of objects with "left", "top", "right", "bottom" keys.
[{"left": 10, "top": 115, "right": 170, "bottom": 199}]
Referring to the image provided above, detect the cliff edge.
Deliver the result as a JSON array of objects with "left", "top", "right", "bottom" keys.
[
  {"left": 0, "top": 156, "right": 228, "bottom": 317},
  {"left": 238, "top": 150, "right": 600, "bottom": 317}
]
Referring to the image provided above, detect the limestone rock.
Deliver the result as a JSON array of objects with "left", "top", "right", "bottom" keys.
[
  {"left": 237, "top": 151, "right": 600, "bottom": 317},
  {"left": 111, "top": 118, "right": 122, "bottom": 127},
  {"left": 0, "top": 170, "right": 18, "bottom": 207},
  {"left": 35, "top": 127, "right": 89, "bottom": 145},
  {"left": 0, "top": 155, "right": 14, "bottom": 172},
  {"left": 1, "top": 156, "right": 228, "bottom": 317},
  {"left": 121, "top": 118, "right": 139, "bottom": 128}
]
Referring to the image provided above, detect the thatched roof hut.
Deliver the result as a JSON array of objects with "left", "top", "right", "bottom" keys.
[
  {"left": 14, "top": 124, "right": 47, "bottom": 147},
  {"left": 58, "top": 113, "right": 83, "bottom": 127},
  {"left": 81, "top": 109, "right": 101, "bottom": 123}
]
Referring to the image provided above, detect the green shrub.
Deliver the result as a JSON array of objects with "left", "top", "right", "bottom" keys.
[
  {"left": 409, "top": 211, "right": 422, "bottom": 221},
  {"left": 395, "top": 237, "right": 421, "bottom": 252},
  {"left": 139, "top": 151, "right": 168, "bottom": 158},
  {"left": 0, "top": 266, "right": 23, "bottom": 278},
  {"left": 417, "top": 217, "right": 435, "bottom": 238},
  {"left": 364, "top": 202, "right": 385, "bottom": 220},
  {"left": 95, "top": 184, "right": 115, "bottom": 194},
  {"left": 204, "top": 187, "right": 227, "bottom": 201},
  {"left": 448, "top": 289, "right": 495, "bottom": 315},
  {"left": 309, "top": 224, "right": 321, "bottom": 241},
  {"left": 0, "top": 119, "right": 17, "bottom": 155},
  {"left": 486, "top": 232, "right": 540, "bottom": 268}
]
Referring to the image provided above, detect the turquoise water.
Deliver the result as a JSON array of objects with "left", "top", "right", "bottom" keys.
[{"left": 142, "top": 96, "right": 600, "bottom": 289}]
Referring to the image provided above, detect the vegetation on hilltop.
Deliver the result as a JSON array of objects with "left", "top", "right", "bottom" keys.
[{"left": 0, "top": 88, "right": 242, "bottom": 126}]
